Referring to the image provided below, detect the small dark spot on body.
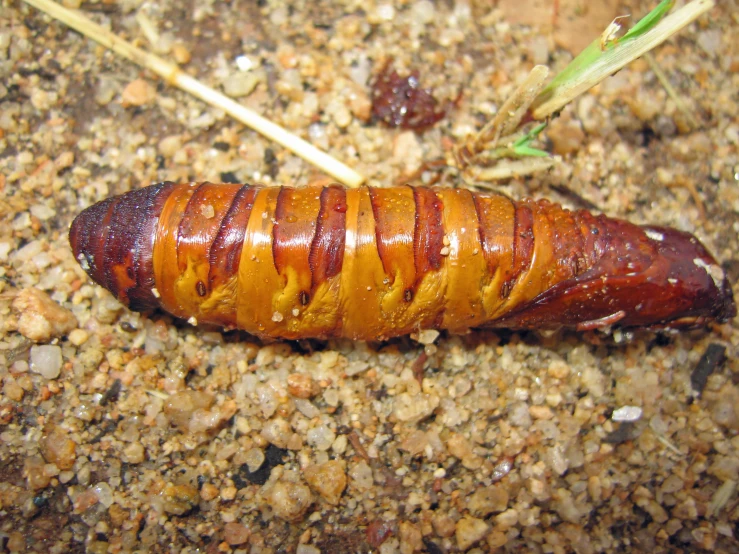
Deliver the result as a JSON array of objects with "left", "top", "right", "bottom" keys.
[
  {"left": 300, "top": 291, "right": 310, "bottom": 305},
  {"left": 500, "top": 280, "right": 513, "bottom": 299},
  {"left": 404, "top": 289, "right": 413, "bottom": 302},
  {"left": 213, "top": 141, "right": 230, "bottom": 152},
  {"left": 196, "top": 280, "right": 207, "bottom": 297}
]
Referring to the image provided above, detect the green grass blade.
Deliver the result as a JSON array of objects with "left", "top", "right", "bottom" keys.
[{"left": 530, "top": 0, "right": 714, "bottom": 120}]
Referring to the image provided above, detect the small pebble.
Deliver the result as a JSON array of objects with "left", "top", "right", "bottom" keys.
[
  {"left": 121, "top": 79, "right": 156, "bottom": 107},
  {"left": 303, "top": 461, "right": 347, "bottom": 505},
  {"left": 40, "top": 426, "right": 76, "bottom": 469},
  {"left": 158, "top": 135, "right": 183, "bottom": 158},
  {"left": 123, "top": 442, "right": 146, "bottom": 464},
  {"left": 612, "top": 405, "right": 643, "bottom": 422},
  {"left": 224, "top": 522, "right": 250, "bottom": 545},
  {"left": 467, "top": 486, "right": 509, "bottom": 516},
  {"left": 13, "top": 288, "right": 77, "bottom": 342},
  {"left": 547, "top": 118, "right": 585, "bottom": 156},
  {"left": 172, "top": 43, "right": 191, "bottom": 65},
  {"left": 93, "top": 482, "right": 114, "bottom": 507},
  {"left": 263, "top": 480, "right": 312, "bottom": 521},
  {"left": 24, "top": 456, "right": 51, "bottom": 490},
  {"left": 529, "top": 405, "right": 554, "bottom": 420},
  {"left": 164, "top": 390, "right": 214, "bottom": 430},
  {"left": 67, "top": 329, "right": 89, "bottom": 347},
  {"left": 224, "top": 72, "right": 260, "bottom": 98},
  {"left": 221, "top": 485, "right": 237, "bottom": 501},
  {"left": 296, "top": 545, "right": 321, "bottom": 554},
  {"left": 5, "top": 532, "right": 25, "bottom": 552},
  {"left": 306, "top": 424, "right": 336, "bottom": 451},
  {"left": 456, "top": 516, "right": 489, "bottom": 550},
  {"left": 30, "top": 345, "right": 63, "bottom": 379},
  {"left": 392, "top": 131, "right": 423, "bottom": 174},
  {"left": 287, "top": 373, "right": 319, "bottom": 399},
  {"left": 547, "top": 359, "right": 570, "bottom": 379},
  {"left": 160, "top": 483, "right": 199, "bottom": 515},
  {"left": 200, "top": 483, "right": 219, "bottom": 501},
  {"left": 3, "top": 378, "right": 24, "bottom": 401},
  {"left": 393, "top": 392, "right": 439, "bottom": 422},
  {"left": 261, "top": 418, "right": 292, "bottom": 448}
]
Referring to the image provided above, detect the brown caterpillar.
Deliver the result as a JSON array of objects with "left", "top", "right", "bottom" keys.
[{"left": 69, "top": 183, "right": 735, "bottom": 340}]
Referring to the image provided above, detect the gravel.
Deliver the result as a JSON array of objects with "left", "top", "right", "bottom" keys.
[{"left": 28, "top": 344, "right": 63, "bottom": 379}]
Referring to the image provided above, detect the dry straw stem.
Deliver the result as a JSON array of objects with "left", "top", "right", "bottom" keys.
[
  {"left": 471, "top": 65, "right": 549, "bottom": 157},
  {"left": 529, "top": 0, "right": 715, "bottom": 120},
  {"left": 467, "top": 157, "right": 559, "bottom": 185},
  {"left": 22, "top": 0, "right": 366, "bottom": 188}
]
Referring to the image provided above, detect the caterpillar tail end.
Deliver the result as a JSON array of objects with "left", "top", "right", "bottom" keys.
[{"left": 490, "top": 225, "right": 736, "bottom": 331}]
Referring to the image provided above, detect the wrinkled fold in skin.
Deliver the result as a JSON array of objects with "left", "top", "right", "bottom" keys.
[{"left": 69, "top": 182, "right": 736, "bottom": 341}]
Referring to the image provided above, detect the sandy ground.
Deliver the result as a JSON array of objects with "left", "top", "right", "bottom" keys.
[{"left": 1, "top": 0, "right": 738, "bottom": 552}]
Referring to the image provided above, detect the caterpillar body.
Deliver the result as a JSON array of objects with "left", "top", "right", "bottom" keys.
[{"left": 69, "top": 182, "right": 735, "bottom": 341}]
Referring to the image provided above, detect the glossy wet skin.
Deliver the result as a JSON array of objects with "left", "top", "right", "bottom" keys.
[
  {"left": 490, "top": 224, "right": 737, "bottom": 331},
  {"left": 70, "top": 183, "right": 736, "bottom": 340}
]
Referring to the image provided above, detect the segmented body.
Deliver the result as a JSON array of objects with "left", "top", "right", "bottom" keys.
[{"left": 69, "top": 183, "right": 735, "bottom": 340}]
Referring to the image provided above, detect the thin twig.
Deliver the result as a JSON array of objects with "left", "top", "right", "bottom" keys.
[
  {"left": 645, "top": 52, "right": 701, "bottom": 130},
  {"left": 465, "top": 157, "right": 559, "bottom": 184},
  {"left": 666, "top": 177, "right": 707, "bottom": 221},
  {"left": 22, "top": 0, "right": 365, "bottom": 188}
]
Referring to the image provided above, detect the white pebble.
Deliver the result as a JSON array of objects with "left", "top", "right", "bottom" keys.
[
  {"left": 296, "top": 545, "right": 321, "bottom": 554},
  {"left": 93, "top": 482, "right": 114, "bottom": 507},
  {"left": 223, "top": 71, "right": 259, "bottom": 98},
  {"left": 611, "top": 405, "right": 643, "bottom": 422},
  {"left": 30, "top": 345, "right": 63, "bottom": 379},
  {"left": 0, "top": 241, "right": 11, "bottom": 261},
  {"left": 411, "top": 0, "right": 436, "bottom": 24},
  {"left": 307, "top": 424, "right": 336, "bottom": 451},
  {"left": 30, "top": 204, "right": 55, "bottom": 221}
]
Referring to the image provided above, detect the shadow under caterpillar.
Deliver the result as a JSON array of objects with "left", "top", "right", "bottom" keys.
[{"left": 69, "top": 182, "right": 736, "bottom": 340}]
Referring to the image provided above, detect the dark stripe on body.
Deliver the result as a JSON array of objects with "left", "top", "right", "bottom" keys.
[
  {"left": 102, "top": 185, "right": 170, "bottom": 306},
  {"left": 502, "top": 203, "right": 535, "bottom": 297},
  {"left": 207, "top": 185, "right": 259, "bottom": 290},
  {"left": 174, "top": 182, "right": 206, "bottom": 271},
  {"left": 368, "top": 187, "right": 392, "bottom": 278},
  {"left": 368, "top": 186, "right": 416, "bottom": 284},
  {"left": 128, "top": 182, "right": 177, "bottom": 309},
  {"left": 272, "top": 186, "right": 291, "bottom": 276},
  {"left": 105, "top": 183, "right": 177, "bottom": 309},
  {"left": 412, "top": 187, "right": 444, "bottom": 280},
  {"left": 309, "top": 185, "right": 347, "bottom": 289}
]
